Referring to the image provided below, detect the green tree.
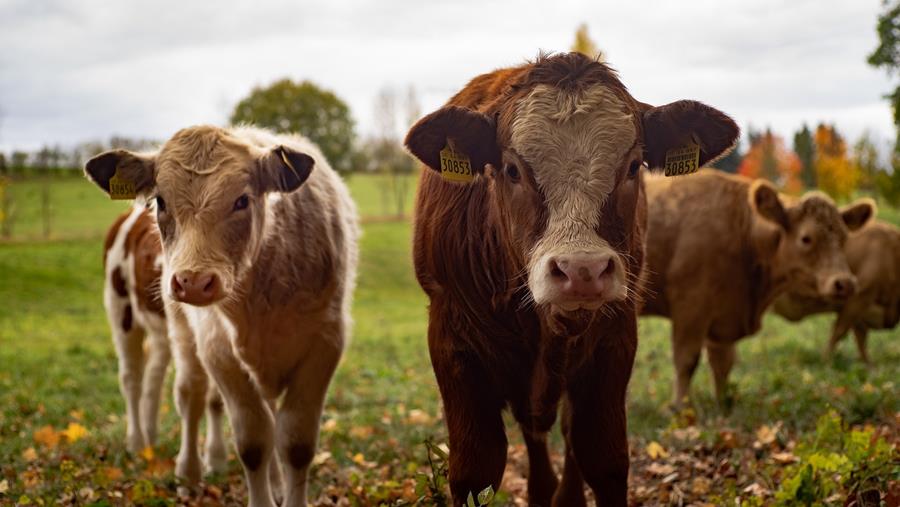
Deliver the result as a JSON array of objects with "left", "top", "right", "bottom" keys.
[
  {"left": 230, "top": 79, "right": 356, "bottom": 173},
  {"left": 869, "top": 1, "right": 900, "bottom": 150},
  {"left": 571, "top": 24, "right": 604, "bottom": 61},
  {"left": 852, "top": 132, "right": 882, "bottom": 191},
  {"left": 712, "top": 138, "right": 742, "bottom": 173},
  {"left": 793, "top": 124, "right": 816, "bottom": 188}
]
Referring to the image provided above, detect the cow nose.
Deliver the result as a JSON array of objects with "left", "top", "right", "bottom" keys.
[
  {"left": 548, "top": 254, "right": 615, "bottom": 300},
  {"left": 171, "top": 270, "right": 222, "bottom": 306},
  {"left": 831, "top": 275, "right": 856, "bottom": 299}
]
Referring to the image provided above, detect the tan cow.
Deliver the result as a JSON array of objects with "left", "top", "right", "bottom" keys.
[
  {"left": 86, "top": 126, "right": 359, "bottom": 507},
  {"left": 102, "top": 206, "right": 227, "bottom": 479},
  {"left": 773, "top": 218, "right": 897, "bottom": 363},
  {"left": 641, "top": 169, "right": 874, "bottom": 406}
]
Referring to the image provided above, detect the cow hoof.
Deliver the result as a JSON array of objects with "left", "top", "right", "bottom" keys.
[
  {"left": 204, "top": 446, "right": 228, "bottom": 474},
  {"left": 176, "top": 453, "right": 202, "bottom": 485}
]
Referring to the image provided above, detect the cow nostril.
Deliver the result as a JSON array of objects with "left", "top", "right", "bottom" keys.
[
  {"left": 171, "top": 276, "right": 184, "bottom": 294},
  {"left": 549, "top": 259, "right": 567, "bottom": 280},
  {"left": 835, "top": 280, "right": 844, "bottom": 293}
]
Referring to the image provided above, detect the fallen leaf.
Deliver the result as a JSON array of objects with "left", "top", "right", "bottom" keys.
[
  {"left": 772, "top": 451, "right": 799, "bottom": 464},
  {"left": 312, "top": 451, "right": 332, "bottom": 467},
  {"left": 349, "top": 426, "right": 374, "bottom": 439},
  {"left": 21, "top": 447, "right": 38, "bottom": 462},
  {"left": 646, "top": 441, "right": 669, "bottom": 460},
  {"left": 755, "top": 423, "right": 780, "bottom": 446},
  {"left": 407, "top": 409, "right": 432, "bottom": 425},
  {"left": 62, "top": 422, "right": 88, "bottom": 443},
  {"left": 691, "top": 477, "right": 711, "bottom": 496},
  {"left": 0, "top": 479, "right": 8, "bottom": 494},
  {"left": 352, "top": 453, "right": 366, "bottom": 465},
  {"left": 69, "top": 409, "right": 83, "bottom": 421},
  {"left": 139, "top": 446, "right": 155, "bottom": 462},
  {"left": 646, "top": 462, "right": 677, "bottom": 476},
  {"left": 103, "top": 466, "right": 123, "bottom": 482},
  {"left": 321, "top": 419, "right": 338, "bottom": 432},
  {"left": 33, "top": 425, "right": 60, "bottom": 449},
  {"left": 743, "top": 483, "right": 770, "bottom": 497}
]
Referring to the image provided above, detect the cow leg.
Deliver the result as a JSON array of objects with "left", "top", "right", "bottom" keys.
[
  {"left": 670, "top": 317, "right": 707, "bottom": 407},
  {"left": 520, "top": 428, "right": 558, "bottom": 507},
  {"left": 563, "top": 360, "right": 632, "bottom": 506},
  {"left": 826, "top": 314, "right": 852, "bottom": 360},
  {"left": 111, "top": 323, "right": 147, "bottom": 453},
  {"left": 140, "top": 327, "right": 171, "bottom": 447},
  {"left": 202, "top": 345, "right": 276, "bottom": 507},
  {"left": 172, "top": 337, "right": 208, "bottom": 484},
  {"left": 705, "top": 340, "right": 736, "bottom": 409},
  {"left": 267, "top": 398, "right": 284, "bottom": 506},
  {"left": 204, "top": 385, "right": 228, "bottom": 474},
  {"left": 275, "top": 341, "right": 341, "bottom": 507},
  {"left": 552, "top": 402, "right": 586, "bottom": 507},
  {"left": 852, "top": 325, "right": 870, "bottom": 365}
]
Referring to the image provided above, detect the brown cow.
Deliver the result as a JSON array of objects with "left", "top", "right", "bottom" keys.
[
  {"left": 641, "top": 169, "right": 875, "bottom": 406},
  {"left": 87, "top": 126, "right": 359, "bottom": 507},
  {"left": 103, "top": 206, "right": 227, "bottom": 480},
  {"left": 405, "top": 52, "right": 739, "bottom": 506},
  {"left": 773, "top": 218, "right": 897, "bottom": 363}
]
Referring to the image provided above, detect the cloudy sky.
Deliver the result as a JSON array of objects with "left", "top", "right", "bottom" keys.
[{"left": 0, "top": 0, "right": 896, "bottom": 154}]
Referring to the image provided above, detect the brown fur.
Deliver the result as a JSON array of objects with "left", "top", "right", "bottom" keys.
[
  {"left": 641, "top": 170, "right": 871, "bottom": 405},
  {"left": 773, "top": 219, "right": 899, "bottom": 363},
  {"left": 407, "top": 53, "right": 738, "bottom": 506}
]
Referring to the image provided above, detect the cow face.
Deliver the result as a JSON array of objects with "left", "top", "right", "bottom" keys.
[
  {"left": 751, "top": 182, "right": 874, "bottom": 301},
  {"left": 406, "top": 53, "right": 738, "bottom": 313},
  {"left": 85, "top": 126, "right": 313, "bottom": 306}
]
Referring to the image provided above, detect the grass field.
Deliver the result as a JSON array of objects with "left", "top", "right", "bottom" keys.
[{"left": 0, "top": 174, "right": 898, "bottom": 506}]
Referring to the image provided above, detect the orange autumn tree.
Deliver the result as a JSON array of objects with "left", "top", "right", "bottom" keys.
[
  {"left": 738, "top": 129, "right": 803, "bottom": 193},
  {"left": 814, "top": 124, "right": 860, "bottom": 200}
]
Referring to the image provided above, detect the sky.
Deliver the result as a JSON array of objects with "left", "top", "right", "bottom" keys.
[{"left": 0, "top": 0, "right": 897, "bottom": 155}]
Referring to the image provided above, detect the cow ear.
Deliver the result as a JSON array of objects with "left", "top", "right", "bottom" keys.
[
  {"left": 404, "top": 106, "right": 501, "bottom": 178},
  {"left": 840, "top": 198, "right": 876, "bottom": 231},
  {"left": 258, "top": 145, "right": 314, "bottom": 193},
  {"left": 642, "top": 100, "right": 739, "bottom": 170},
  {"left": 84, "top": 150, "right": 156, "bottom": 197},
  {"left": 750, "top": 180, "right": 789, "bottom": 230}
]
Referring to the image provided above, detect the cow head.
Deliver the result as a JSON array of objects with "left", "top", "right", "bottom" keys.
[
  {"left": 750, "top": 181, "right": 875, "bottom": 301},
  {"left": 85, "top": 126, "right": 314, "bottom": 306},
  {"left": 406, "top": 53, "right": 739, "bottom": 314}
]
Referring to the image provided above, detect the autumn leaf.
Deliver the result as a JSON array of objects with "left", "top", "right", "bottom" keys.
[
  {"left": 352, "top": 452, "right": 366, "bottom": 465},
  {"left": 21, "top": 447, "right": 38, "bottom": 462},
  {"left": 33, "top": 425, "right": 60, "bottom": 449},
  {"left": 0, "top": 479, "right": 8, "bottom": 494},
  {"left": 646, "top": 441, "right": 669, "bottom": 459},
  {"left": 102, "top": 466, "right": 123, "bottom": 482},
  {"left": 140, "top": 446, "right": 155, "bottom": 462},
  {"left": 62, "top": 422, "right": 88, "bottom": 443},
  {"left": 321, "top": 418, "right": 338, "bottom": 432},
  {"left": 406, "top": 409, "right": 432, "bottom": 425},
  {"left": 69, "top": 409, "right": 83, "bottom": 421},
  {"left": 349, "top": 425, "right": 374, "bottom": 439}
]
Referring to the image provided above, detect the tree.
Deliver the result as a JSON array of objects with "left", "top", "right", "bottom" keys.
[
  {"left": 738, "top": 129, "right": 803, "bottom": 192},
  {"left": 368, "top": 86, "right": 418, "bottom": 217},
  {"left": 852, "top": 132, "right": 883, "bottom": 192},
  {"left": 868, "top": 1, "right": 900, "bottom": 150},
  {"left": 712, "top": 138, "right": 742, "bottom": 173},
  {"left": 793, "top": 124, "right": 816, "bottom": 188},
  {"left": 230, "top": 79, "right": 356, "bottom": 173},
  {"left": 571, "top": 24, "right": 604, "bottom": 61},
  {"left": 814, "top": 124, "right": 860, "bottom": 200}
]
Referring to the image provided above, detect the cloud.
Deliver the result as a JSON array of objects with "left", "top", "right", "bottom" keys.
[{"left": 0, "top": 0, "right": 894, "bottom": 152}]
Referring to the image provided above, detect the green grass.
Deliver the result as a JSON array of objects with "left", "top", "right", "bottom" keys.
[{"left": 0, "top": 174, "right": 898, "bottom": 505}]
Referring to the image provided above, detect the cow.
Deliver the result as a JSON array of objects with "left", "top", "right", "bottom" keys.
[
  {"left": 405, "top": 52, "right": 739, "bottom": 506},
  {"left": 102, "top": 207, "right": 227, "bottom": 480},
  {"left": 86, "top": 125, "right": 359, "bottom": 507},
  {"left": 773, "top": 217, "right": 897, "bottom": 364},
  {"left": 641, "top": 169, "right": 875, "bottom": 407}
]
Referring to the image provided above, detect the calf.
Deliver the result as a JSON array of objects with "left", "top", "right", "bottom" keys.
[
  {"left": 405, "top": 52, "right": 738, "bottom": 506},
  {"left": 773, "top": 217, "right": 897, "bottom": 363},
  {"left": 641, "top": 170, "right": 874, "bottom": 406},
  {"left": 102, "top": 207, "right": 227, "bottom": 479},
  {"left": 86, "top": 126, "right": 359, "bottom": 507}
]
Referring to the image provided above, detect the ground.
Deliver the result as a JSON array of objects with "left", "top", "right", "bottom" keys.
[{"left": 0, "top": 175, "right": 897, "bottom": 506}]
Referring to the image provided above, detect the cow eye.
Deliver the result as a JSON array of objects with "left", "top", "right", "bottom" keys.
[
  {"left": 628, "top": 160, "right": 642, "bottom": 179},
  {"left": 155, "top": 196, "right": 166, "bottom": 213},
  {"left": 800, "top": 235, "right": 812, "bottom": 246},
  {"left": 505, "top": 163, "right": 520, "bottom": 182},
  {"left": 233, "top": 194, "right": 250, "bottom": 211}
]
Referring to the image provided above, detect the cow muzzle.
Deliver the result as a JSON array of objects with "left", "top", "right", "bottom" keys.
[
  {"left": 532, "top": 251, "right": 626, "bottom": 310},
  {"left": 821, "top": 273, "right": 857, "bottom": 301},
  {"left": 171, "top": 270, "right": 223, "bottom": 306}
]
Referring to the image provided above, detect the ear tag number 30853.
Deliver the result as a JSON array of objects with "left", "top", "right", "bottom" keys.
[
  {"left": 109, "top": 170, "right": 136, "bottom": 200},
  {"left": 664, "top": 142, "right": 700, "bottom": 177},
  {"left": 439, "top": 142, "right": 474, "bottom": 183}
]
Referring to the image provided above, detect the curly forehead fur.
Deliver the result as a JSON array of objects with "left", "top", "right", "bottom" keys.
[
  {"left": 791, "top": 191, "right": 846, "bottom": 236},
  {"left": 159, "top": 125, "right": 250, "bottom": 175}
]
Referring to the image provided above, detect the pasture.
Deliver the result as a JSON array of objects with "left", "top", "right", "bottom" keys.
[{"left": 0, "top": 174, "right": 898, "bottom": 506}]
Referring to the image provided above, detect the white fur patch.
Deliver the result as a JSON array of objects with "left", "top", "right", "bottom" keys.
[{"left": 511, "top": 84, "right": 636, "bottom": 307}]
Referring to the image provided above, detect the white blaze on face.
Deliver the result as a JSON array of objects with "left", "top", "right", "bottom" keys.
[{"left": 511, "top": 84, "right": 637, "bottom": 308}]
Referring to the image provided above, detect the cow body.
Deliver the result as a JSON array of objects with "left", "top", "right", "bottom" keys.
[
  {"left": 103, "top": 206, "right": 227, "bottom": 479},
  {"left": 406, "top": 53, "right": 739, "bottom": 506},
  {"left": 87, "top": 126, "right": 358, "bottom": 507},
  {"left": 642, "top": 169, "right": 873, "bottom": 405},
  {"left": 773, "top": 220, "right": 900, "bottom": 362}
]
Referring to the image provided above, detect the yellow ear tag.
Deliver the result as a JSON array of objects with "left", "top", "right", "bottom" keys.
[
  {"left": 439, "top": 142, "right": 474, "bottom": 183},
  {"left": 108, "top": 170, "right": 136, "bottom": 200},
  {"left": 663, "top": 142, "right": 700, "bottom": 177}
]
